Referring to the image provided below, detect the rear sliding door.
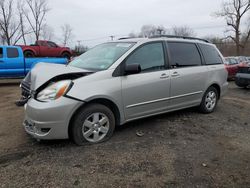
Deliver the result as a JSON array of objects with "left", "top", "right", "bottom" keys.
[{"left": 167, "top": 42, "right": 208, "bottom": 109}]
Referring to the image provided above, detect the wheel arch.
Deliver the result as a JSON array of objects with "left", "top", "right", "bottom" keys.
[
  {"left": 60, "top": 50, "right": 71, "bottom": 56},
  {"left": 68, "top": 97, "right": 122, "bottom": 139},
  {"left": 23, "top": 49, "right": 36, "bottom": 56},
  {"left": 208, "top": 83, "right": 221, "bottom": 99}
]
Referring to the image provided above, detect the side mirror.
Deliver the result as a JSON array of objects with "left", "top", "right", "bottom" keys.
[{"left": 125, "top": 64, "right": 141, "bottom": 75}]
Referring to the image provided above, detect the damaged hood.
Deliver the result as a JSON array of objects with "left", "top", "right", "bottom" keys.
[{"left": 28, "top": 63, "right": 92, "bottom": 90}]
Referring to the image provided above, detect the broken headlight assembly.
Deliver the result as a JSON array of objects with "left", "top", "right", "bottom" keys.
[{"left": 36, "top": 80, "right": 72, "bottom": 102}]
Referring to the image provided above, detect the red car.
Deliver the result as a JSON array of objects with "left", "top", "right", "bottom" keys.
[
  {"left": 224, "top": 57, "right": 240, "bottom": 79},
  {"left": 19, "top": 40, "right": 72, "bottom": 59}
]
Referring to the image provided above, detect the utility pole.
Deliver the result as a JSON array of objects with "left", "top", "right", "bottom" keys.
[
  {"left": 77, "top": 40, "right": 81, "bottom": 46},
  {"left": 76, "top": 40, "right": 82, "bottom": 53},
  {"left": 110, "top": 35, "right": 115, "bottom": 41},
  {"left": 157, "top": 28, "right": 163, "bottom": 35}
]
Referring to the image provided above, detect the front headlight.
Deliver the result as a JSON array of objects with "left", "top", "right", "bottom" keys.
[{"left": 36, "top": 80, "right": 72, "bottom": 102}]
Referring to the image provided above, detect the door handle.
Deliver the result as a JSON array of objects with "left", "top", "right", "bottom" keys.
[
  {"left": 160, "top": 73, "right": 169, "bottom": 79},
  {"left": 171, "top": 72, "right": 180, "bottom": 77}
]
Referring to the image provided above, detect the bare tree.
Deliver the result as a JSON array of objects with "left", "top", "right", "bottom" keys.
[
  {"left": 61, "top": 24, "right": 74, "bottom": 46},
  {"left": 17, "top": 0, "right": 28, "bottom": 45},
  {"left": 216, "top": 0, "right": 250, "bottom": 55},
  {"left": 140, "top": 25, "right": 157, "bottom": 37},
  {"left": 0, "top": 33, "right": 6, "bottom": 44},
  {"left": 23, "top": 0, "right": 49, "bottom": 41},
  {"left": 128, "top": 25, "right": 196, "bottom": 39},
  {"left": 139, "top": 25, "right": 168, "bottom": 37},
  {"left": 156, "top": 26, "right": 167, "bottom": 35},
  {"left": 41, "top": 24, "right": 54, "bottom": 40},
  {"left": 0, "top": 0, "right": 21, "bottom": 45},
  {"left": 171, "top": 26, "right": 196, "bottom": 37}
]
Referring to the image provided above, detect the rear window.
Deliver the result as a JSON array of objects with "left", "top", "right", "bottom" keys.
[
  {"left": 47, "top": 42, "right": 57, "bottom": 48},
  {"left": 0, "top": 48, "right": 3, "bottom": 58},
  {"left": 168, "top": 42, "right": 202, "bottom": 67},
  {"left": 7, "top": 48, "right": 19, "bottom": 58},
  {"left": 225, "top": 58, "right": 238, "bottom": 65},
  {"left": 199, "top": 44, "right": 223, "bottom": 65}
]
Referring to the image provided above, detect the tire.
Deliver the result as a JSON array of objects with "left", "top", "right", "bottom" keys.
[
  {"left": 24, "top": 50, "right": 35, "bottom": 58},
  {"left": 235, "top": 82, "right": 248, "bottom": 88},
  {"left": 199, "top": 86, "right": 218, "bottom": 114},
  {"left": 61, "top": 52, "right": 71, "bottom": 59},
  {"left": 71, "top": 103, "right": 115, "bottom": 145}
]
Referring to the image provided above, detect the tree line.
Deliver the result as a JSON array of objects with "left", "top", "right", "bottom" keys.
[
  {"left": 0, "top": 0, "right": 74, "bottom": 46},
  {"left": 128, "top": 25, "right": 196, "bottom": 38},
  {"left": 0, "top": 0, "right": 250, "bottom": 56},
  {"left": 128, "top": 0, "right": 250, "bottom": 56}
]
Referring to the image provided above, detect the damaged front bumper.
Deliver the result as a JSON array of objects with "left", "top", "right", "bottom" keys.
[
  {"left": 16, "top": 74, "right": 83, "bottom": 140},
  {"left": 23, "top": 96, "right": 83, "bottom": 140}
]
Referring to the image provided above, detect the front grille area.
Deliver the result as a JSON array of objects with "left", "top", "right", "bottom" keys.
[
  {"left": 15, "top": 80, "right": 32, "bottom": 106},
  {"left": 21, "top": 80, "right": 31, "bottom": 98}
]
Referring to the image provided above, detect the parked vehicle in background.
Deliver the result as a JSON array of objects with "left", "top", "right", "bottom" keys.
[
  {"left": 236, "top": 56, "right": 249, "bottom": 67},
  {"left": 19, "top": 40, "right": 73, "bottom": 59},
  {"left": 0, "top": 46, "right": 68, "bottom": 78},
  {"left": 17, "top": 36, "right": 228, "bottom": 145},
  {"left": 235, "top": 66, "right": 250, "bottom": 88},
  {"left": 224, "top": 57, "right": 240, "bottom": 79}
]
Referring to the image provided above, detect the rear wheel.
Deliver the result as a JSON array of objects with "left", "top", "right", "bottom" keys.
[
  {"left": 71, "top": 104, "right": 115, "bottom": 145},
  {"left": 24, "top": 50, "right": 35, "bottom": 58},
  {"left": 199, "top": 86, "right": 218, "bottom": 113},
  {"left": 235, "top": 82, "right": 248, "bottom": 88}
]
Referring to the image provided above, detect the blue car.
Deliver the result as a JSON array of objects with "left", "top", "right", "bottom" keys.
[{"left": 0, "top": 46, "right": 68, "bottom": 78}]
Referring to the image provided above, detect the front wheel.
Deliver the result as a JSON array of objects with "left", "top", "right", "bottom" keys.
[
  {"left": 70, "top": 104, "right": 115, "bottom": 145},
  {"left": 199, "top": 86, "right": 218, "bottom": 114}
]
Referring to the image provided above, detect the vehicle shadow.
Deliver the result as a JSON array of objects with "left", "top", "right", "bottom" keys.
[
  {"left": 30, "top": 107, "right": 198, "bottom": 147},
  {"left": 115, "top": 107, "right": 198, "bottom": 132}
]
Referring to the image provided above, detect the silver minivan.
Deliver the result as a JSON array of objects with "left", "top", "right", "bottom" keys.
[{"left": 18, "top": 36, "right": 228, "bottom": 145}]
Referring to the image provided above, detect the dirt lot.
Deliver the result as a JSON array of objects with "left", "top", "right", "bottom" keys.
[{"left": 0, "top": 81, "right": 249, "bottom": 188}]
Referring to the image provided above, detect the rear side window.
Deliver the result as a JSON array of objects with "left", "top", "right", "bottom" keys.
[
  {"left": 0, "top": 48, "right": 3, "bottom": 58},
  {"left": 7, "top": 48, "right": 19, "bottom": 58},
  {"left": 48, "top": 41, "right": 57, "bottom": 48},
  {"left": 226, "top": 58, "right": 238, "bottom": 65},
  {"left": 168, "top": 42, "right": 202, "bottom": 67},
  {"left": 199, "top": 44, "right": 223, "bottom": 65},
  {"left": 40, "top": 41, "right": 47, "bottom": 46},
  {"left": 126, "top": 42, "right": 165, "bottom": 72}
]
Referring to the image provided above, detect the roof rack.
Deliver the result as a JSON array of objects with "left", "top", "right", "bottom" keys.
[
  {"left": 149, "top": 35, "right": 210, "bottom": 43},
  {"left": 118, "top": 37, "right": 137, "bottom": 40}
]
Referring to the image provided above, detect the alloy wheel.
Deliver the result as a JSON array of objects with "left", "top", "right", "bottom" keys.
[
  {"left": 82, "top": 112, "right": 110, "bottom": 143},
  {"left": 205, "top": 91, "right": 216, "bottom": 111}
]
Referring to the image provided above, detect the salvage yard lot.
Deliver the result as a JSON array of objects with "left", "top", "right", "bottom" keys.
[{"left": 0, "top": 81, "right": 249, "bottom": 187}]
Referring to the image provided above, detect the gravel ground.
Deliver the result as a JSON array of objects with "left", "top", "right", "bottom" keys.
[{"left": 0, "top": 81, "right": 249, "bottom": 188}]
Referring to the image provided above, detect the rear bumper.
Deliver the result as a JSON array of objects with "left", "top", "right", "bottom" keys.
[{"left": 23, "top": 97, "right": 83, "bottom": 140}]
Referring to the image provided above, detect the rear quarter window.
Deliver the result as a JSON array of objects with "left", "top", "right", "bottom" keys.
[
  {"left": 7, "top": 48, "right": 19, "bottom": 58},
  {"left": 199, "top": 44, "right": 223, "bottom": 65},
  {"left": 168, "top": 42, "right": 202, "bottom": 68}
]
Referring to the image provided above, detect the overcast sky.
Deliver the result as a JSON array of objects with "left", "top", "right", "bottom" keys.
[{"left": 46, "top": 0, "right": 232, "bottom": 46}]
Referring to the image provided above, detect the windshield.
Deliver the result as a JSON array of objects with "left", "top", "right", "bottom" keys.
[{"left": 69, "top": 42, "right": 135, "bottom": 71}]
